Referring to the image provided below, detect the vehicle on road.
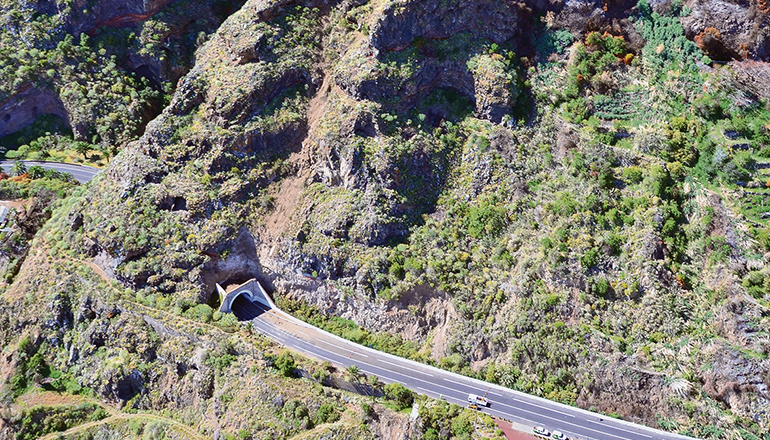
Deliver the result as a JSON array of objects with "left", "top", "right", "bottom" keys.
[
  {"left": 467, "top": 394, "right": 490, "bottom": 407},
  {"left": 533, "top": 426, "right": 551, "bottom": 437},
  {"left": 467, "top": 403, "right": 479, "bottom": 410},
  {"left": 552, "top": 430, "right": 565, "bottom": 440}
]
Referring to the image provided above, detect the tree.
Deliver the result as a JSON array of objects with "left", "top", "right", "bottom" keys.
[
  {"left": 73, "top": 141, "right": 91, "bottom": 160},
  {"left": 43, "top": 168, "right": 61, "bottom": 180},
  {"left": 27, "top": 165, "right": 44, "bottom": 179},
  {"left": 367, "top": 374, "right": 380, "bottom": 401},
  {"left": 10, "top": 161, "right": 26, "bottom": 177},
  {"left": 345, "top": 364, "right": 361, "bottom": 382}
]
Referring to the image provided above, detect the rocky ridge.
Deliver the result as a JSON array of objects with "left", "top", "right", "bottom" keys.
[{"left": 3, "top": 0, "right": 770, "bottom": 438}]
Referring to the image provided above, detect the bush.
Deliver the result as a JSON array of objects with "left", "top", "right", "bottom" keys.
[
  {"left": 622, "top": 166, "right": 644, "bottom": 184},
  {"left": 550, "top": 192, "right": 579, "bottom": 216},
  {"left": 205, "top": 351, "right": 237, "bottom": 371},
  {"left": 275, "top": 350, "right": 296, "bottom": 377},
  {"left": 284, "top": 398, "right": 310, "bottom": 422},
  {"left": 185, "top": 304, "right": 214, "bottom": 323},
  {"left": 466, "top": 201, "right": 508, "bottom": 238},
  {"left": 316, "top": 403, "right": 340, "bottom": 424},
  {"left": 581, "top": 248, "right": 600, "bottom": 268},
  {"left": 218, "top": 312, "right": 239, "bottom": 330},
  {"left": 384, "top": 383, "right": 414, "bottom": 410}
]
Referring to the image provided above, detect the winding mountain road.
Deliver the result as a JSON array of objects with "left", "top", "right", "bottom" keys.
[
  {"left": 0, "top": 160, "right": 100, "bottom": 183},
  {"left": 232, "top": 298, "right": 698, "bottom": 440}
]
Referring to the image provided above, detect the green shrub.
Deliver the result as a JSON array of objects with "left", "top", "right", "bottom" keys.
[
  {"left": 581, "top": 248, "right": 600, "bottom": 268},
  {"left": 466, "top": 201, "right": 508, "bottom": 238},
  {"left": 622, "top": 166, "right": 644, "bottom": 184},
  {"left": 185, "top": 304, "right": 214, "bottom": 323},
  {"left": 593, "top": 278, "right": 611, "bottom": 298},
  {"left": 316, "top": 403, "right": 340, "bottom": 424},
  {"left": 550, "top": 192, "right": 580, "bottom": 216},
  {"left": 451, "top": 412, "right": 473, "bottom": 436},
  {"left": 384, "top": 383, "right": 414, "bottom": 410},
  {"left": 275, "top": 350, "right": 296, "bottom": 377}
]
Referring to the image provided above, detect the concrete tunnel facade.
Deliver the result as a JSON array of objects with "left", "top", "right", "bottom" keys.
[{"left": 218, "top": 278, "right": 275, "bottom": 313}]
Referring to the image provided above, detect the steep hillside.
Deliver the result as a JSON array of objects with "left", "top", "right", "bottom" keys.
[
  {"left": 0, "top": 0, "right": 246, "bottom": 160},
  {"left": 3, "top": 0, "right": 770, "bottom": 439}
]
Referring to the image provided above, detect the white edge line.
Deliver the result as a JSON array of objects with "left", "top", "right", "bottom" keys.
[{"left": 258, "top": 297, "right": 698, "bottom": 440}]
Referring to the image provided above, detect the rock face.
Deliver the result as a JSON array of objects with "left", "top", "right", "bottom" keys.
[
  {"left": 371, "top": 0, "right": 529, "bottom": 51},
  {"left": 0, "top": 0, "right": 245, "bottom": 148},
  {"left": 681, "top": 0, "right": 770, "bottom": 60},
  {"left": 66, "top": 0, "right": 177, "bottom": 35},
  {"left": 8, "top": 0, "right": 770, "bottom": 438},
  {"left": 0, "top": 87, "right": 69, "bottom": 138},
  {"left": 335, "top": 0, "right": 526, "bottom": 123}
]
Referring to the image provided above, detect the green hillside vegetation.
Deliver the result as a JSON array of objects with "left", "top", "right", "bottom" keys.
[{"left": 1, "top": 0, "right": 770, "bottom": 439}]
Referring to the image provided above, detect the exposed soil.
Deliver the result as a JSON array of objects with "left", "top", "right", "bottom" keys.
[
  {"left": 261, "top": 72, "right": 332, "bottom": 251},
  {"left": 263, "top": 167, "right": 308, "bottom": 249},
  {"left": 15, "top": 391, "right": 93, "bottom": 410},
  {"left": 0, "top": 200, "right": 29, "bottom": 210},
  {"left": 496, "top": 420, "right": 539, "bottom": 440}
]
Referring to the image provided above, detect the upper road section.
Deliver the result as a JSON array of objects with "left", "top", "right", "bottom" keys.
[{"left": 0, "top": 160, "right": 100, "bottom": 183}]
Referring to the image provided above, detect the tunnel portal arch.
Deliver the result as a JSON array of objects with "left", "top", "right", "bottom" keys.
[{"left": 217, "top": 279, "right": 274, "bottom": 313}]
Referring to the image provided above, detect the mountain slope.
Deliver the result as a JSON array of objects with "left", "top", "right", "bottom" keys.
[{"left": 3, "top": 0, "right": 770, "bottom": 439}]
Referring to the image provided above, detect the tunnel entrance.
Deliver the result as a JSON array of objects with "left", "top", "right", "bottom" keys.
[
  {"left": 209, "top": 275, "right": 254, "bottom": 309},
  {"left": 231, "top": 294, "right": 267, "bottom": 321},
  {"left": 217, "top": 278, "right": 275, "bottom": 317}
]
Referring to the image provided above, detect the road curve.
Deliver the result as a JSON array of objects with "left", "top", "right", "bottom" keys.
[
  {"left": 0, "top": 160, "right": 100, "bottom": 183},
  {"left": 233, "top": 298, "right": 699, "bottom": 440}
]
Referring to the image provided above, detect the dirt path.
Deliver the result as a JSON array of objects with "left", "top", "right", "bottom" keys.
[
  {"left": 83, "top": 259, "right": 110, "bottom": 283},
  {"left": 16, "top": 392, "right": 204, "bottom": 440},
  {"left": 38, "top": 412, "right": 205, "bottom": 440},
  {"left": 0, "top": 199, "right": 28, "bottom": 210},
  {"left": 38, "top": 416, "right": 121, "bottom": 440}
]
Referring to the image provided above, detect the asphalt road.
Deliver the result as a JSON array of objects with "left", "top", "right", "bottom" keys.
[
  {"left": 0, "top": 160, "right": 100, "bottom": 183},
  {"left": 232, "top": 298, "right": 699, "bottom": 440}
]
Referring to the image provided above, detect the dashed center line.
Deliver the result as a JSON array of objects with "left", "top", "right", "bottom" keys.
[
  {"left": 377, "top": 358, "right": 432, "bottom": 376},
  {"left": 248, "top": 313, "right": 672, "bottom": 440}
]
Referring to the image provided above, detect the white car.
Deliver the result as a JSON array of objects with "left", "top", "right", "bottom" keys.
[
  {"left": 533, "top": 426, "right": 551, "bottom": 437},
  {"left": 552, "top": 431, "right": 565, "bottom": 440}
]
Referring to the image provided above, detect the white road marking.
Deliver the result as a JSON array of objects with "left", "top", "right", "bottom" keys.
[
  {"left": 378, "top": 358, "right": 431, "bottom": 375},
  {"left": 316, "top": 338, "right": 368, "bottom": 358},
  {"left": 309, "top": 352, "right": 337, "bottom": 363},
  {"left": 492, "top": 400, "right": 651, "bottom": 440},
  {"left": 253, "top": 315, "right": 661, "bottom": 440},
  {"left": 372, "top": 373, "right": 403, "bottom": 384},
  {"left": 415, "top": 385, "right": 451, "bottom": 397},
  {"left": 316, "top": 338, "right": 346, "bottom": 351}
]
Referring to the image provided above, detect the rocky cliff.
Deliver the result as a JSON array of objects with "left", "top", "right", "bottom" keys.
[{"left": 3, "top": 0, "right": 770, "bottom": 439}]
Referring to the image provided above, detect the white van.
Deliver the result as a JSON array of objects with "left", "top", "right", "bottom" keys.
[{"left": 467, "top": 394, "right": 490, "bottom": 406}]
